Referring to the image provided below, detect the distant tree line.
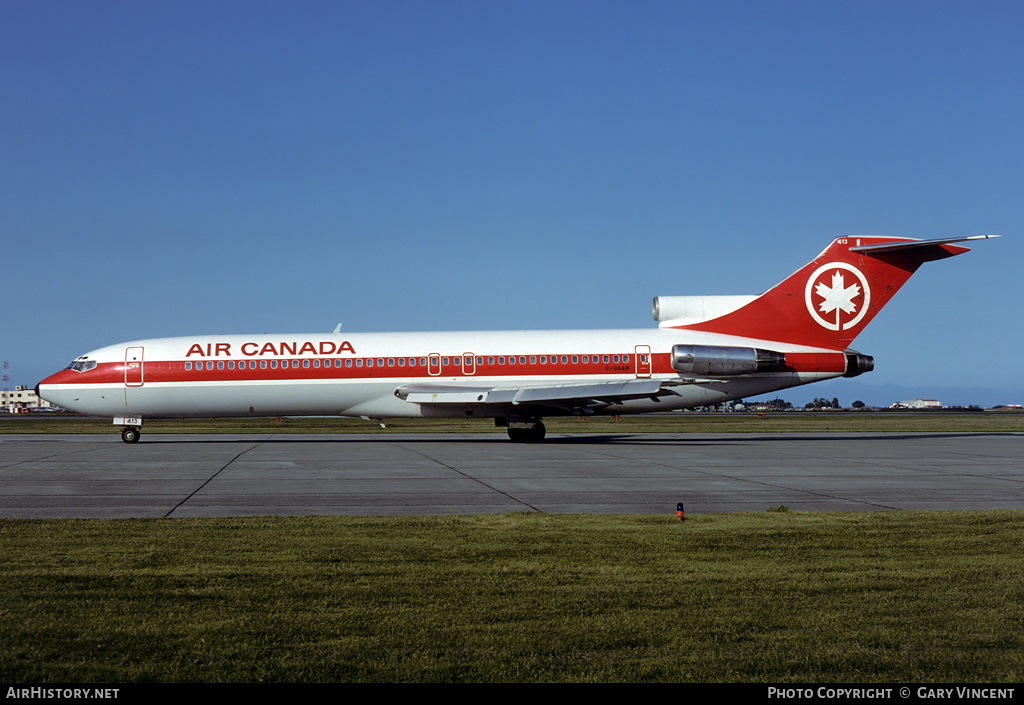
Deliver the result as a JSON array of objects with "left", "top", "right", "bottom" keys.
[{"left": 805, "top": 397, "right": 841, "bottom": 409}]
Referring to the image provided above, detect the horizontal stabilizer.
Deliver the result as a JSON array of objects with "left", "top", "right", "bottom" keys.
[
  {"left": 850, "top": 234, "right": 1000, "bottom": 261},
  {"left": 849, "top": 234, "right": 999, "bottom": 254}
]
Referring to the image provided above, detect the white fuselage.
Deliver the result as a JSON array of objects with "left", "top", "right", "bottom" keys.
[{"left": 38, "top": 327, "right": 847, "bottom": 421}]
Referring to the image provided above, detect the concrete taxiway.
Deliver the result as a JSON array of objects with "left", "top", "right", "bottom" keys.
[{"left": 1, "top": 432, "right": 1021, "bottom": 518}]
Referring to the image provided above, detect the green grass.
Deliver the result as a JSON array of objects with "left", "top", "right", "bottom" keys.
[
  {"left": 3, "top": 410, "right": 1024, "bottom": 435},
  {"left": 2, "top": 511, "right": 1022, "bottom": 682}
]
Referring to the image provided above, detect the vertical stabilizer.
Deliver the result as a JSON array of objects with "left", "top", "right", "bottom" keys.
[{"left": 670, "top": 236, "right": 994, "bottom": 350}]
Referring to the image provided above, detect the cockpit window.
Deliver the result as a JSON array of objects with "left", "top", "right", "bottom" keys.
[{"left": 66, "top": 360, "right": 97, "bottom": 372}]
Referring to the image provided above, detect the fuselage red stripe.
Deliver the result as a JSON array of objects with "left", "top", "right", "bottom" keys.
[{"left": 48, "top": 350, "right": 846, "bottom": 386}]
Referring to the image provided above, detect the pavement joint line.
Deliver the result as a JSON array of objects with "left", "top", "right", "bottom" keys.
[
  {"left": 0, "top": 442, "right": 109, "bottom": 471},
  {"left": 163, "top": 440, "right": 266, "bottom": 518},
  {"left": 394, "top": 441, "right": 542, "bottom": 513}
]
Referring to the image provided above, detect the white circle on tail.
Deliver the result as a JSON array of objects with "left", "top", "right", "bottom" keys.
[{"left": 804, "top": 262, "right": 871, "bottom": 331}]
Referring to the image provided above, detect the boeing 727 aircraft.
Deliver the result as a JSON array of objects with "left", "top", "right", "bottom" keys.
[{"left": 37, "top": 235, "right": 996, "bottom": 443}]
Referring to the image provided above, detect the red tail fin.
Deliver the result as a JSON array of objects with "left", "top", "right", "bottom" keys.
[{"left": 673, "top": 236, "right": 993, "bottom": 350}]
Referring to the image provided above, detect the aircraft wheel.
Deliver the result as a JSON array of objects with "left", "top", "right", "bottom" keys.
[
  {"left": 121, "top": 427, "right": 141, "bottom": 444},
  {"left": 507, "top": 422, "right": 546, "bottom": 443}
]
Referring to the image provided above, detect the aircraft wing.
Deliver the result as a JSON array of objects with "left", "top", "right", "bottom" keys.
[{"left": 396, "top": 378, "right": 721, "bottom": 413}]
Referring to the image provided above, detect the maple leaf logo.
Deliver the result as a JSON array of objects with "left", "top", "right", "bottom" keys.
[
  {"left": 804, "top": 263, "right": 871, "bottom": 332},
  {"left": 815, "top": 271, "right": 861, "bottom": 329}
]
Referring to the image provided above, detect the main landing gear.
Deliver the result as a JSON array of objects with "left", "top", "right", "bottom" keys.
[
  {"left": 121, "top": 426, "right": 141, "bottom": 444},
  {"left": 507, "top": 421, "right": 546, "bottom": 443}
]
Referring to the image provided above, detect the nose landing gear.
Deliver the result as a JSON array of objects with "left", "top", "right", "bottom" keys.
[{"left": 121, "top": 426, "right": 141, "bottom": 444}]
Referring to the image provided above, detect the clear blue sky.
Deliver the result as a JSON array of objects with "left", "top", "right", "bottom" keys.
[{"left": 3, "top": 1, "right": 1021, "bottom": 406}]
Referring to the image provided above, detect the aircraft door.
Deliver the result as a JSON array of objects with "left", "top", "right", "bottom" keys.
[
  {"left": 635, "top": 345, "right": 651, "bottom": 378},
  {"left": 462, "top": 353, "right": 475, "bottom": 375},
  {"left": 125, "top": 347, "right": 144, "bottom": 387},
  {"left": 428, "top": 353, "right": 441, "bottom": 376}
]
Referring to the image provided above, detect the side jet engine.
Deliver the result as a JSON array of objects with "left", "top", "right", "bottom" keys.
[{"left": 671, "top": 344, "right": 786, "bottom": 376}]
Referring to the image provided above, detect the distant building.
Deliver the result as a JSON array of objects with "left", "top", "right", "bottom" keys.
[
  {"left": 2, "top": 385, "right": 54, "bottom": 413},
  {"left": 896, "top": 398, "right": 942, "bottom": 409}
]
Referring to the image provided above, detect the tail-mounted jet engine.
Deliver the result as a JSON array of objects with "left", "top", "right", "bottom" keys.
[
  {"left": 671, "top": 344, "right": 786, "bottom": 376},
  {"left": 843, "top": 353, "right": 874, "bottom": 378}
]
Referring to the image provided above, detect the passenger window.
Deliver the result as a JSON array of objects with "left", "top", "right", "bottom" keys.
[
  {"left": 185, "top": 362, "right": 192, "bottom": 371},
  {"left": 260, "top": 360, "right": 267, "bottom": 369}
]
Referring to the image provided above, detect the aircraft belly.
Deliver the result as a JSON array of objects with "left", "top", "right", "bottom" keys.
[{"left": 120, "top": 380, "right": 405, "bottom": 418}]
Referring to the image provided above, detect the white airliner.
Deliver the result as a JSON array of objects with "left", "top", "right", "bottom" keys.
[{"left": 37, "top": 235, "right": 996, "bottom": 443}]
